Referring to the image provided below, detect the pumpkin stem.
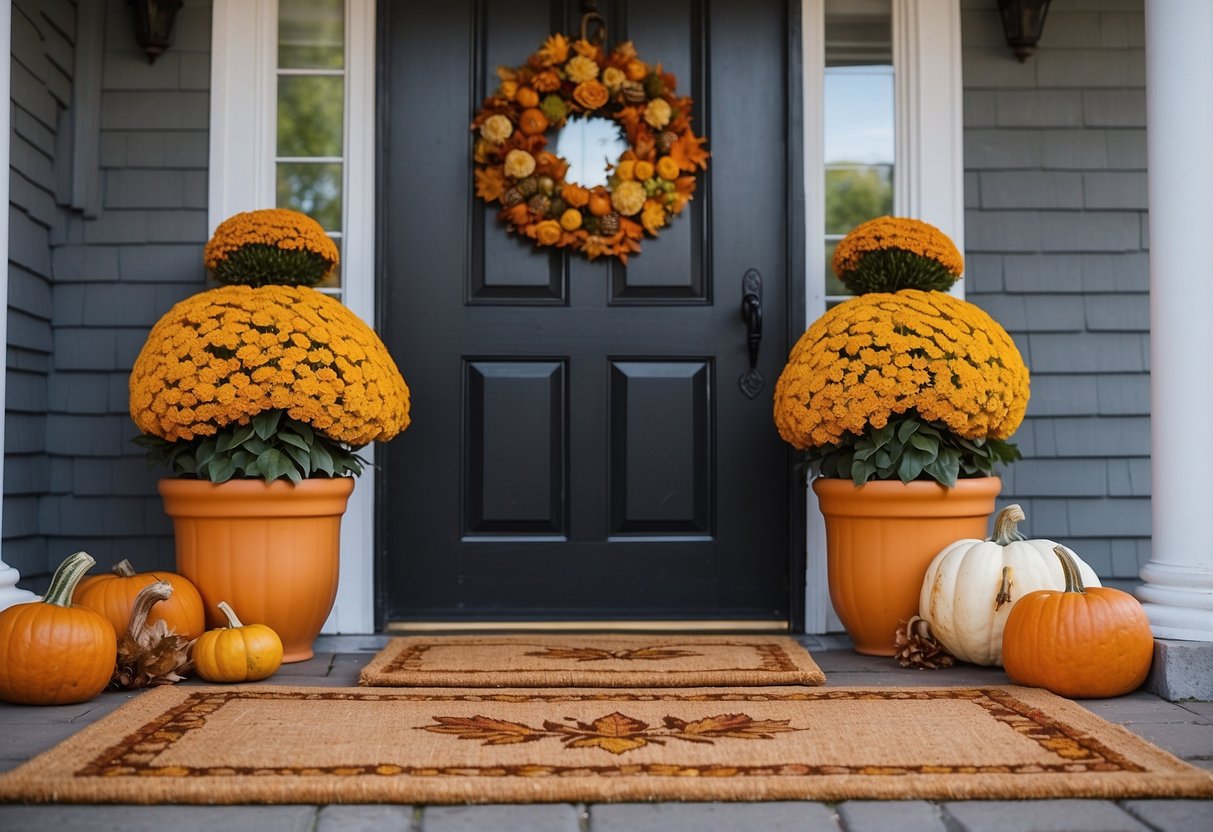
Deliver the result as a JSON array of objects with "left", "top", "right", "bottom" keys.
[
  {"left": 995, "top": 566, "right": 1014, "bottom": 610},
  {"left": 126, "top": 581, "right": 173, "bottom": 637},
  {"left": 43, "top": 551, "right": 97, "bottom": 607},
  {"left": 990, "top": 504, "right": 1027, "bottom": 546},
  {"left": 112, "top": 559, "right": 138, "bottom": 578},
  {"left": 216, "top": 600, "right": 245, "bottom": 629},
  {"left": 1053, "top": 545, "right": 1087, "bottom": 594}
]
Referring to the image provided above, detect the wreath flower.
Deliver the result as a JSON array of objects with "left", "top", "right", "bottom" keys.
[{"left": 472, "top": 37, "right": 709, "bottom": 263}]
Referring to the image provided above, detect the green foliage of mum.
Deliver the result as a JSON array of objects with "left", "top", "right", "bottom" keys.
[
  {"left": 209, "top": 244, "right": 333, "bottom": 287},
  {"left": 135, "top": 410, "right": 365, "bottom": 484},
  {"left": 806, "top": 412, "right": 1021, "bottom": 487},
  {"left": 837, "top": 249, "right": 960, "bottom": 295}
]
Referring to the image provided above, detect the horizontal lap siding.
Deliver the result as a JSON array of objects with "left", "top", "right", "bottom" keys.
[
  {"left": 5, "top": 0, "right": 212, "bottom": 590},
  {"left": 961, "top": 0, "right": 1149, "bottom": 584}
]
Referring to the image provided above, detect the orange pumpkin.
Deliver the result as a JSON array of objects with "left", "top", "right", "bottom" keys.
[
  {"left": 514, "top": 87, "right": 539, "bottom": 108},
  {"left": 75, "top": 558, "right": 205, "bottom": 640},
  {"left": 192, "top": 601, "right": 284, "bottom": 683},
  {"left": 0, "top": 551, "right": 117, "bottom": 705},
  {"left": 517, "top": 107, "right": 550, "bottom": 136},
  {"left": 587, "top": 190, "right": 613, "bottom": 217},
  {"left": 1002, "top": 546, "right": 1154, "bottom": 699}
]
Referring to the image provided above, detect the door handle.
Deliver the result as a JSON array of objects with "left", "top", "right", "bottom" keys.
[{"left": 739, "top": 269, "right": 764, "bottom": 399}]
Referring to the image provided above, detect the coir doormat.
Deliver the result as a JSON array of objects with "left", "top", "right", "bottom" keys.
[
  {"left": 358, "top": 635, "right": 826, "bottom": 687},
  {"left": 2, "top": 685, "right": 1211, "bottom": 804}
]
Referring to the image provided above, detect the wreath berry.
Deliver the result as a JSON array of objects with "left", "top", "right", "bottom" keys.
[{"left": 471, "top": 34, "right": 709, "bottom": 263}]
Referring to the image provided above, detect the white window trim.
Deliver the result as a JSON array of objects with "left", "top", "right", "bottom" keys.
[
  {"left": 801, "top": 0, "right": 964, "bottom": 633},
  {"left": 209, "top": 0, "right": 378, "bottom": 633}
]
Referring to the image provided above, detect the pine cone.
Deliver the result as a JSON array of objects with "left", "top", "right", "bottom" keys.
[
  {"left": 527, "top": 194, "right": 551, "bottom": 216},
  {"left": 656, "top": 131, "right": 678, "bottom": 155},
  {"left": 622, "top": 82, "right": 647, "bottom": 104},
  {"left": 894, "top": 615, "right": 956, "bottom": 670},
  {"left": 502, "top": 186, "right": 524, "bottom": 207},
  {"left": 112, "top": 581, "right": 194, "bottom": 689},
  {"left": 598, "top": 212, "right": 621, "bottom": 236},
  {"left": 516, "top": 176, "right": 539, "bottom": 197}
]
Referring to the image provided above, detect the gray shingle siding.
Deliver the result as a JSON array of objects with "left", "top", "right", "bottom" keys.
[
  {"left": 962, "top": 0, "right": 1150, "bottom": 581},
  {"left": 5, "top": 0, "right": 211, "bottom": 590}
]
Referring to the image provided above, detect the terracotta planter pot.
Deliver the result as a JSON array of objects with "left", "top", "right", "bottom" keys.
[
  {"left": 158, "top": 477, "right": 354, "bottom": 663},
  {"left": 813, "top": 476, "right": 1001, "bottom": 657}
]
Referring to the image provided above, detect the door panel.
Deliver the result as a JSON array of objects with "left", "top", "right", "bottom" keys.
[{"left": 379, "top": 0, "right": 800, "bottom": 624}]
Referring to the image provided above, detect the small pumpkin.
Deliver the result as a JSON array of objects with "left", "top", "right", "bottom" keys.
[
  {"left": 0, "top": 551, "right": 117, "bottom": 705},
  {"left": 192, "top": 601, "right": 283, "bottom": 683},
  {"left": 1002, "top": 546, "right": 1154, "bottom": 699},
  {"left": 75, "top": 558, "right": 205, "bottom": 640},
  {"left": 920, "top": 504, "right": 1102, "bottom": 666}
]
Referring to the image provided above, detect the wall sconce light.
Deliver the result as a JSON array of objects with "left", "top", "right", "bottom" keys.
[
  {"left": 998, "top": 0, "right": 1052, "bottom": 62},
  {"left": 130, "top": 0, "right": 185, "bottom": 64}
]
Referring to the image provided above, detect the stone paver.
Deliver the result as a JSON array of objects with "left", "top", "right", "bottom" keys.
[
  {"left": 420, "top": 803, "right": 584, "bottom": 831},
  {"left": 1117, "top": 720, "right": 1213, "bottom": 759},
  {"left": 1121, "top": 799, "right": 1213, "bottom": 831},
  {"left": 0, "top": 805, "right": 317, "bottom": 832},
  {"left": 588, "top": 801, "right": 840, "bottom": 832},
  {"left": 316, "top": 804, "right": 416, "bottom": 831},
  {"left": 941, "top": 799, "right": 1151, "bottom": 832},
  {"left": 836, "top": 800, "right": 948, "bottom": 832}
]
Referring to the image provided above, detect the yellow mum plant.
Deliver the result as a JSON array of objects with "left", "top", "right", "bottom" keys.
[
  {"left": 131, "top": 213, "right": 410, "bottom": 483},
  {"left": 832, "top": 216, "right": 964, "bottom": 295},
  {"left": 775, "top": 222, "right": 1028, "bottom": 486},
  {"left": 204, "top": 208, "right": 340, "bottom": 287}
]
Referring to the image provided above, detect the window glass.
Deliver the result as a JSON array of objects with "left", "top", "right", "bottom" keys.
[
  {"left": 279, "top": 0, "right": 345, "bottom": 69},
  {"left": 824, "top": 0, "right": 893, "bottom": 299},
  {"left": 277, "top": 75, "right": 345, "bottom": 157},
  {"left": 276, "top": 162, "right": 344, "bottom": 231},
  {"left": 277, "top": 0, "right": 345, "bottom": 291}
]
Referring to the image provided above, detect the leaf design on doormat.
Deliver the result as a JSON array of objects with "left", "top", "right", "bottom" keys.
[
  {"left": 523, "top": 646, "right": 702, "bottom": 662},
  {"left": 418, "top": 715, "right": 546, "bottom": 745},
  {"left": 417, "top": 710, "right": 800, "bottom": 755},
  {"left": 545, "top": 711, "right": 658, "bottom": 754}
]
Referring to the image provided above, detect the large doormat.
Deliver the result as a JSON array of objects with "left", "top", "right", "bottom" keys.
[
  {"left": 358, "top": 635, "right": 826, "bottom": 687},
  {"left": 2, "top": 685, "right": 1210, "bottom": 804}
]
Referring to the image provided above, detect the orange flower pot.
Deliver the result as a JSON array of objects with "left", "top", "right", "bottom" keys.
[
  {"left": 813, "top": 476, "right": 1001, "bottom": 656},
  {"left": 158, "top": 477, "right": 354, "bottom": 663}
]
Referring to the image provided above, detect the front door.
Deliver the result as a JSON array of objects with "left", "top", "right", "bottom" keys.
[{"left": 379, "top": 0, "right": 803, "bottom": 626}]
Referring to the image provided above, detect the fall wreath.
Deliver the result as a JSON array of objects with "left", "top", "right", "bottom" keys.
[{"left": 471, "top": 34, "right": 709, "bottom": 263}]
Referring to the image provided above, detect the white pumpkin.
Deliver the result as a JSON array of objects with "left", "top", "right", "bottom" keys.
[{"left": 919, "top": 504, "right": 1101, "bottom": 666}]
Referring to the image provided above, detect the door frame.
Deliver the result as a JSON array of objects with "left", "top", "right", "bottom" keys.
[{"left": 206, "top": 0, "right": 965, "bottom": 634}]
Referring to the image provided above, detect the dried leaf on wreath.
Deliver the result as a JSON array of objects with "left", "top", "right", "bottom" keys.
[
  {"left": 112, "top": 580, "right": 194, "bottom": 690},
  {"left": 894, "top": 615, "right": 956, "bottom": 670},
  {"left": 474, "top": 167, "right": 507, "bottom": 203},
  {"left": 670, "top": 132, "right": 710, "bottom": 172}
]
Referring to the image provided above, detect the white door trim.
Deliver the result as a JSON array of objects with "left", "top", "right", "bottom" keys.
[{"left": 801, "top": 0, "right": 964, "bottom": 633}]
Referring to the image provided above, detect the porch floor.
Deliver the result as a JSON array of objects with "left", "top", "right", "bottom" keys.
[{"left": 1, "top": 635, "right": 1209, "bottom": 832}]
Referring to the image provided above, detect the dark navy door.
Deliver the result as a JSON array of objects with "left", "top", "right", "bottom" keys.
[{"left": 379, "top": 0, "right": 803, "bottom": 625}]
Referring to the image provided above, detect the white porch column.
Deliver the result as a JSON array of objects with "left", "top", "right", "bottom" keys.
[{"left": 1136, "top": 0, "right": 1213, "bottom": 641}]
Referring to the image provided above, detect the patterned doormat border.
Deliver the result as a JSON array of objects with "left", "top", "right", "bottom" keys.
[
  {"left": 358, "top": 635, "right": 826, "bottom": 687},
  {"left": 1, "top": 684, "right": 1210, "bottom": 804}
]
